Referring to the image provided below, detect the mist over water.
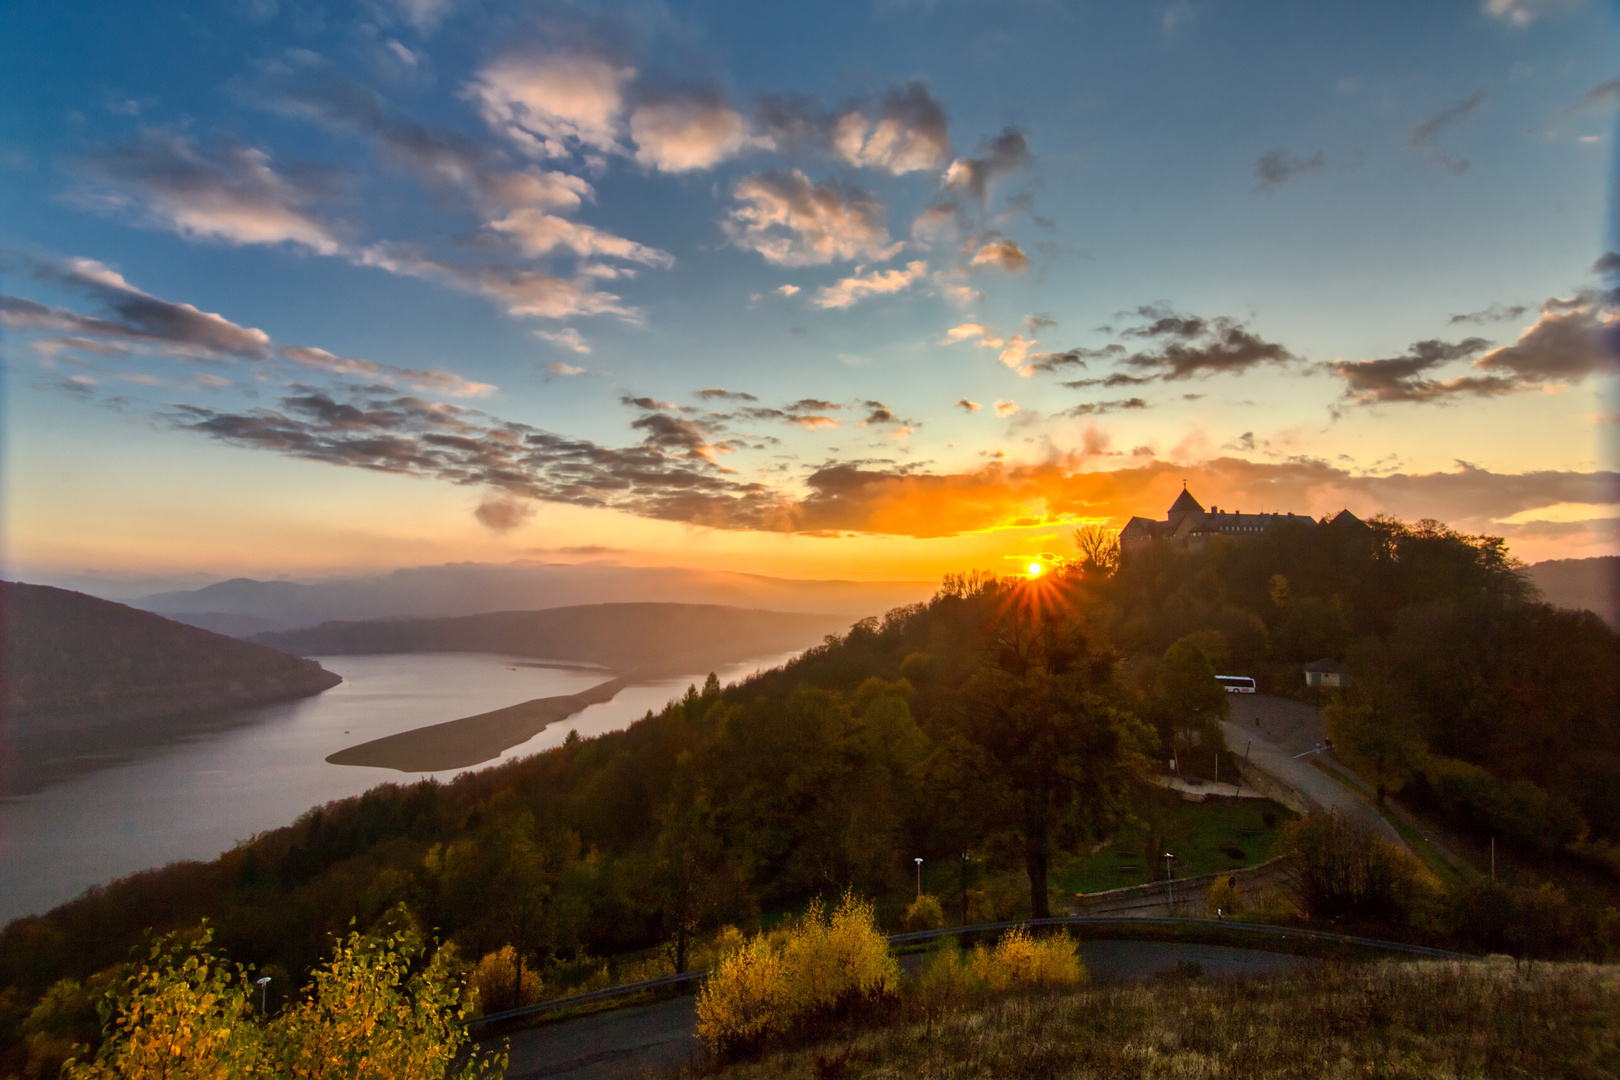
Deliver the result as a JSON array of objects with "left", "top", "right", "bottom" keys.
[{"left": 0, "top": 650, "right": 800, "bottom": 924}]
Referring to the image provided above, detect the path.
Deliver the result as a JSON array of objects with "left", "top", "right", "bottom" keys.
[
  {"left": 499, "top": 941, "right": 1318, "bottom": 1080},
  {"left": 1220, "top": 696, "right": 1403, "bottom": 846}
]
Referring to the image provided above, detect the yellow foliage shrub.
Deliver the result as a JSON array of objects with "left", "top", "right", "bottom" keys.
[
  {"left": 903, "top": 893, "right": 945, "bottom": 932},
  {"left": 470, "top": 946, "right": 542, "bottom": 1015},
  {"left": 970, "top": 927, "right": 1085, "bottom": 992},
  {"left": 909, "top": 941, "right": 977, "bottom": 1017},
  {"left": 695, "top": 892, "right": 898, "bottom": 1053}
]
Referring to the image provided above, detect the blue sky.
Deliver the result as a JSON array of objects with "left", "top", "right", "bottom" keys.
[{"left": 2, "top": 0, "right": 1617, "bottom": 582}]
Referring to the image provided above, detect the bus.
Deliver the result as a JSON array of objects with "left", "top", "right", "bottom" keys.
[{"left": 1216, "top": 675, "right": 1256, "bottom": 694}]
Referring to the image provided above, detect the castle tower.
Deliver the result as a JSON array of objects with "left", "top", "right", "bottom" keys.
[{"left": 1166, "top": 483, "right": 1205, "bottom": 532}]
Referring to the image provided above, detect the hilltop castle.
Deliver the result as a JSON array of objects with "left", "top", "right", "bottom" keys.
[{"left": 1119, "top": 485, "right": 1366, "bottom": 553}]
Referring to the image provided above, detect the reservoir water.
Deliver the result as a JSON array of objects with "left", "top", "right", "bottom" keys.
[{"left": 0, "top": 650, "right": 802, "bottom": 925}]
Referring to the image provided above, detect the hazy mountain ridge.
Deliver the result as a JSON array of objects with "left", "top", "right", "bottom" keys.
[
  {"left": 250, "top": 602, "right": 850, "bottom": 677},
  {"left": 129, "top": 562, "right": 936, "bottom": 634},
  {"left": 1525, "top": 556, "right": 1618, "bottom": 628}
]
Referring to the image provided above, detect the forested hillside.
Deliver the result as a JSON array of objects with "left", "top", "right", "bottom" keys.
[
  {"left": 3, "top": 515, "right": 1617, "bottom": 1076},
  {"left": 1, "top": 582, "right": 341, "bottom": 728}
]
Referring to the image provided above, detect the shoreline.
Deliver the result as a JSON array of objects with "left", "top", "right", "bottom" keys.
[{"left": 325, "top": 676, "right": 628, "bottom": 772}]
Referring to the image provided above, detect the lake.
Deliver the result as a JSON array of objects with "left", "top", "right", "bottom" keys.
[{"left": 0, "top": 650, "right": 801, "bottom": 925}]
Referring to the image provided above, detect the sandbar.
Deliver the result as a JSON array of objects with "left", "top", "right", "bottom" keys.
[{"left": 325, "top": 676, "right": 627, "bottom": 772}]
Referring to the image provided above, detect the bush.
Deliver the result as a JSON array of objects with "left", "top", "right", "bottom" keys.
[
  {"left": 903, "top": 894, "right": 945, "bottom": 932},
  {"left": 969, "top": 928, "right": 1085, "bottom": 992},
  {"left": 1284, "top": 812, "right": 1440, "bottom": 930},
  {"left": 908, "top": 942, "right": 976, "bottom": 1019},
  {"left": 469, "top": 946, "right": 542, "bottom": 1016},
  {"left": 695, "top": 893, "right": 899, "bottom": 1055},
  {"left": 1444, "top": 879, "right": 1619, "bottom": 960},
  {"left": 1423, "top": 756, "right": 1589, "bottom": 851}
]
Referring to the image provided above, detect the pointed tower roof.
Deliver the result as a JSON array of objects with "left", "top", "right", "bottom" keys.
[{"left": 1167, "top": 484, "right": 1204, "bottom": 515}]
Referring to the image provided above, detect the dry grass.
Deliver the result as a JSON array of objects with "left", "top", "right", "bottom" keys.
[{"left": 698, "top": 960, "right": 1620, "bottom": 1079}]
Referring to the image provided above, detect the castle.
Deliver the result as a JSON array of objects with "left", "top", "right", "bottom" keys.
[{"left": 1118, "top": 485, "right": 1366, "bottom": 553}]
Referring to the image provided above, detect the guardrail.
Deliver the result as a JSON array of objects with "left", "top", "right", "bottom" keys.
[{"left": 465, "top": 915, "right": 1476, "bottom": 1030}]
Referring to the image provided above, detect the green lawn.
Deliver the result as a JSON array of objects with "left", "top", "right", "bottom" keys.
[{"left": 1051, "top": 788, "right": 1295, "bottom": 896}]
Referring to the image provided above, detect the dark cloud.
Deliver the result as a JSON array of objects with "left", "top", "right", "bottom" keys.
[
  {"left": 1255, "top": 149, "right": 1325, "bottom": 189},
  {"left": 1115, "top": 308, "right": 1296, "bottom": 379},
  {"left": 475, "top": 493, "right": 537, "bottom": 532},
  {"left": 1333, "top": 292, "right": 1616, "bottom": 405},
  {"left": 3, "top": 257, "right": 271, "bottom": 358},
  {"left": 1592, "top": 251, "right": 1620, "bottom": 276},
  {"left": 956, "top": 398, "right": 982, "bottom": 412},
  {"left": 1059, "top": 373, "right": 1153, "bottom": 389},
  {"left": 1026, "top": 345, "right": 1126, "bottom": 373},
  {"left": 1408, "top": 89, "right": 1486, "bottom": 174},
  {"left": 1025, "top": 313, "right": 1057, "bottom": 334},
  {"left": 1448, "top": 303, "right": 1529, "bottom": 325},
  {"left": 695, "top": 388, "right": 758, "bottom": 401},
  {"left": 1062, "top": 397, "right": 1149, "bottom": 416},
  {"left": 943, "top": 128, "right": 1031, "bottom": 203},
  {"left": 1331, "top": 338, "right": 1502, "bottom": 404}
]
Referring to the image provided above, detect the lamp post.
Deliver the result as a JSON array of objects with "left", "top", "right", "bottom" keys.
[
  {"left": 914, "top": 857, "right": 924, "bottom": 899},
  {"left": 959, "top": 851, "right": 971, "bottom": 927},
  {"left": 1163, "top": 853, "right": 1176, "bottom": 912},
  {"left": 256, "top": 976, "right": 271, "bottom": 1014}
]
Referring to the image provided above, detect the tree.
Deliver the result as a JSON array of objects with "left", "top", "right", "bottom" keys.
[
  {"left": 1154, "top": 637, "right": 1230, "bottom": 767},
  {"left": 1071, "top": 525, "right": 1120, "bottom": 578},
  {"left": 959, "top": 592, "right": 1155, "bottom": 918},
  {"left": 1323, "top": 656, "right": 1426, "bottom": 808}
]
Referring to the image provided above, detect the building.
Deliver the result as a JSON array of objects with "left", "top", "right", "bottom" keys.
[
  {"left": 1118, "top": 484, "right": 1366, "bottom": 553},
  {"left": 1304, "top": 658, "right": 1352, "bottom": 689}
]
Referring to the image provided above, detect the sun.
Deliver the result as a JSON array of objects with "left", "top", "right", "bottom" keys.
[{"left": 1027, "top": 561, "right": 1043, "bottom": 577}]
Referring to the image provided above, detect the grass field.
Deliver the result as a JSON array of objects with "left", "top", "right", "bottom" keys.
[
  {"left": 697, "top": 960, "right": 1620, "bottom": 1080},
  {"left": 1051, "top": 789, "right": 1295, "bottom": 896}
]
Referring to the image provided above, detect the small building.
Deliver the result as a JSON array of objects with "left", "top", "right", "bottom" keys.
[
  {"left": 1304, "top": 658, "right": 1352, "bottom": 689},
  {"left": 1118, "top": 484, "right": 1363, "bottom": 554}
]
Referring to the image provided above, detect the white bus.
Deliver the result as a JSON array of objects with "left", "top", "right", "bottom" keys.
[{"left": 1216, "top": 675, "right": 1256, "bottom": 694}]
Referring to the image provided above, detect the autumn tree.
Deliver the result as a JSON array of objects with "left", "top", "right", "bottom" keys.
[
  {"left": 1071, "top": 525, "right": 1121, "bottom": 578},
  {"left": 1154, "top": 636, "right": 1230, "bottom": 766},
  {"left": 959, "top": 585, "right": 1155, "bottom": 917}
]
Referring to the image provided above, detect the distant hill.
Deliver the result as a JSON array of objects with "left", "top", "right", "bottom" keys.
[
  {"left": 1, "top": 581, "right": 341, "bottom": 732},
  {"left": 1525, "top": 556, "right": 1619, "bottom": 628},
  {"left": 127, "top": 562, "right": 935, "bottom": 633},
  {"left": 251, "top": 602, "right": 850, "bottom": 677}
]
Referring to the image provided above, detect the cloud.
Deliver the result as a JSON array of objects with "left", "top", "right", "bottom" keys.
[
  {"left": 943, "top": 129, "right": 1031, "bottom": 203},
  {"left": 1115, "top": 307, "right": 1297, "bottom": 379},
  {"left": 726, "top": 170, "right": 901, "bottom": 266},
  {"left": 965, "top": 236, "right": 1030, "bottom": 272},
  {"left": 1482, "top": 0, "right": 1585, "bottom": 26},
  {"left": 997, "top": 335, "right": 1038, "bottom": 371},
  {"left": 536, "top": 328, "right": 591, "bottom": 354},
  {"left": 357, "top": 243, "right": 636, "bottom": 320},
  {"left": 695, "top": 388, "right": 759, "bottom": 402},
  {"left": 813, "top": 260, "right": 927, "bottom": 309},
  {"left": 994, "top": 399, "right": 1019, "bottom": 417},
  {"left": 4, "top": 257, "right": 271, "bottom": 358},
  {"left": 1062, "top": 397, "right": 1149, "bottom": 416},
  {"left": 1594, "top": 251, "right": 1620, "bottom": 276},
  {"left": 774, "top": 284, "right": 800, "bottom": 297},
  {"left": 629, "top": 94, "right": 751, "bottom": 172},
  {"left": 827, "top": 81, "right": 951, "bottom": 174},
  {"left": 1255, "top": 149, "right": 1325, "bottom": 189},
  {"left": 466, "top": 51, "right": 633, "bottom": 159},
  {"left": 1333, "top": 293, "right": 1616, "bottom": 405},
  {"left": 545, "top": 361, "right": 587, "bottom": 375},
  {"left": 754, "top": 81, "right": 950, "bottom": 175},
  {"left": 83, "top": 130, "right": 342, "bottom": 253},
  {"left": 475, "top": 492, "right": 537, "bottom": 531},
  {"left": 279, "top": 344, "right": 494, "bottom": 396},
  {"left": 1449, "top": 303, "right": 1529, "bottom": 325},
  {"left": 943, "top": 323, "right": 993, "bottom": 344},
  {"left": 1408, "top": 89, "right": 1487, "bottom": 174},
  {"left": 1331, "top": 338, "right": 1503, "bottom": 404},
  {"left": 911, "top": 202, "right": 963, "bottom": 243},
  {"left": 956, "top": 398, "right": 981, "bottom": 411},
  {"left": 488, "top": 208, "right": 673, "bottom": 265}
]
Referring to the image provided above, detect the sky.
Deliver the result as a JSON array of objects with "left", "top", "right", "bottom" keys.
[{"left": 2, "top": 0, "right": 1618, "bottom": 586}]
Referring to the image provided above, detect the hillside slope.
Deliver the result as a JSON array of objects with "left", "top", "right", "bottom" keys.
[
  {"left": 251, "top": 602, "right": 849, "bottom": 676},
  {"left": 131, "top": 562, "right": 933, "bottom": 632},
  {"left": 2, "top": 581, "right": 341, "bottom": 728}
]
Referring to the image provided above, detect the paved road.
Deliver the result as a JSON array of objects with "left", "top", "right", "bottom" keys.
[
  {"left": 498, "top": 941, "right": 1318, "bottom": 1080},
  {"left": 1221, "top": 695, "right": 1403, "bottom": 845}
]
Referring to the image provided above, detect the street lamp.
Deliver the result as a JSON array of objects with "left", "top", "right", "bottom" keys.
[
  {"left": 1163, "top": 853, "right": 1176, "bottom": 911},
  {"left": 256, "top": 976, "right": 272, "bottom": 1014},
  {"left": 914, "top": 857, "right": 924, "bottom": 899}
]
